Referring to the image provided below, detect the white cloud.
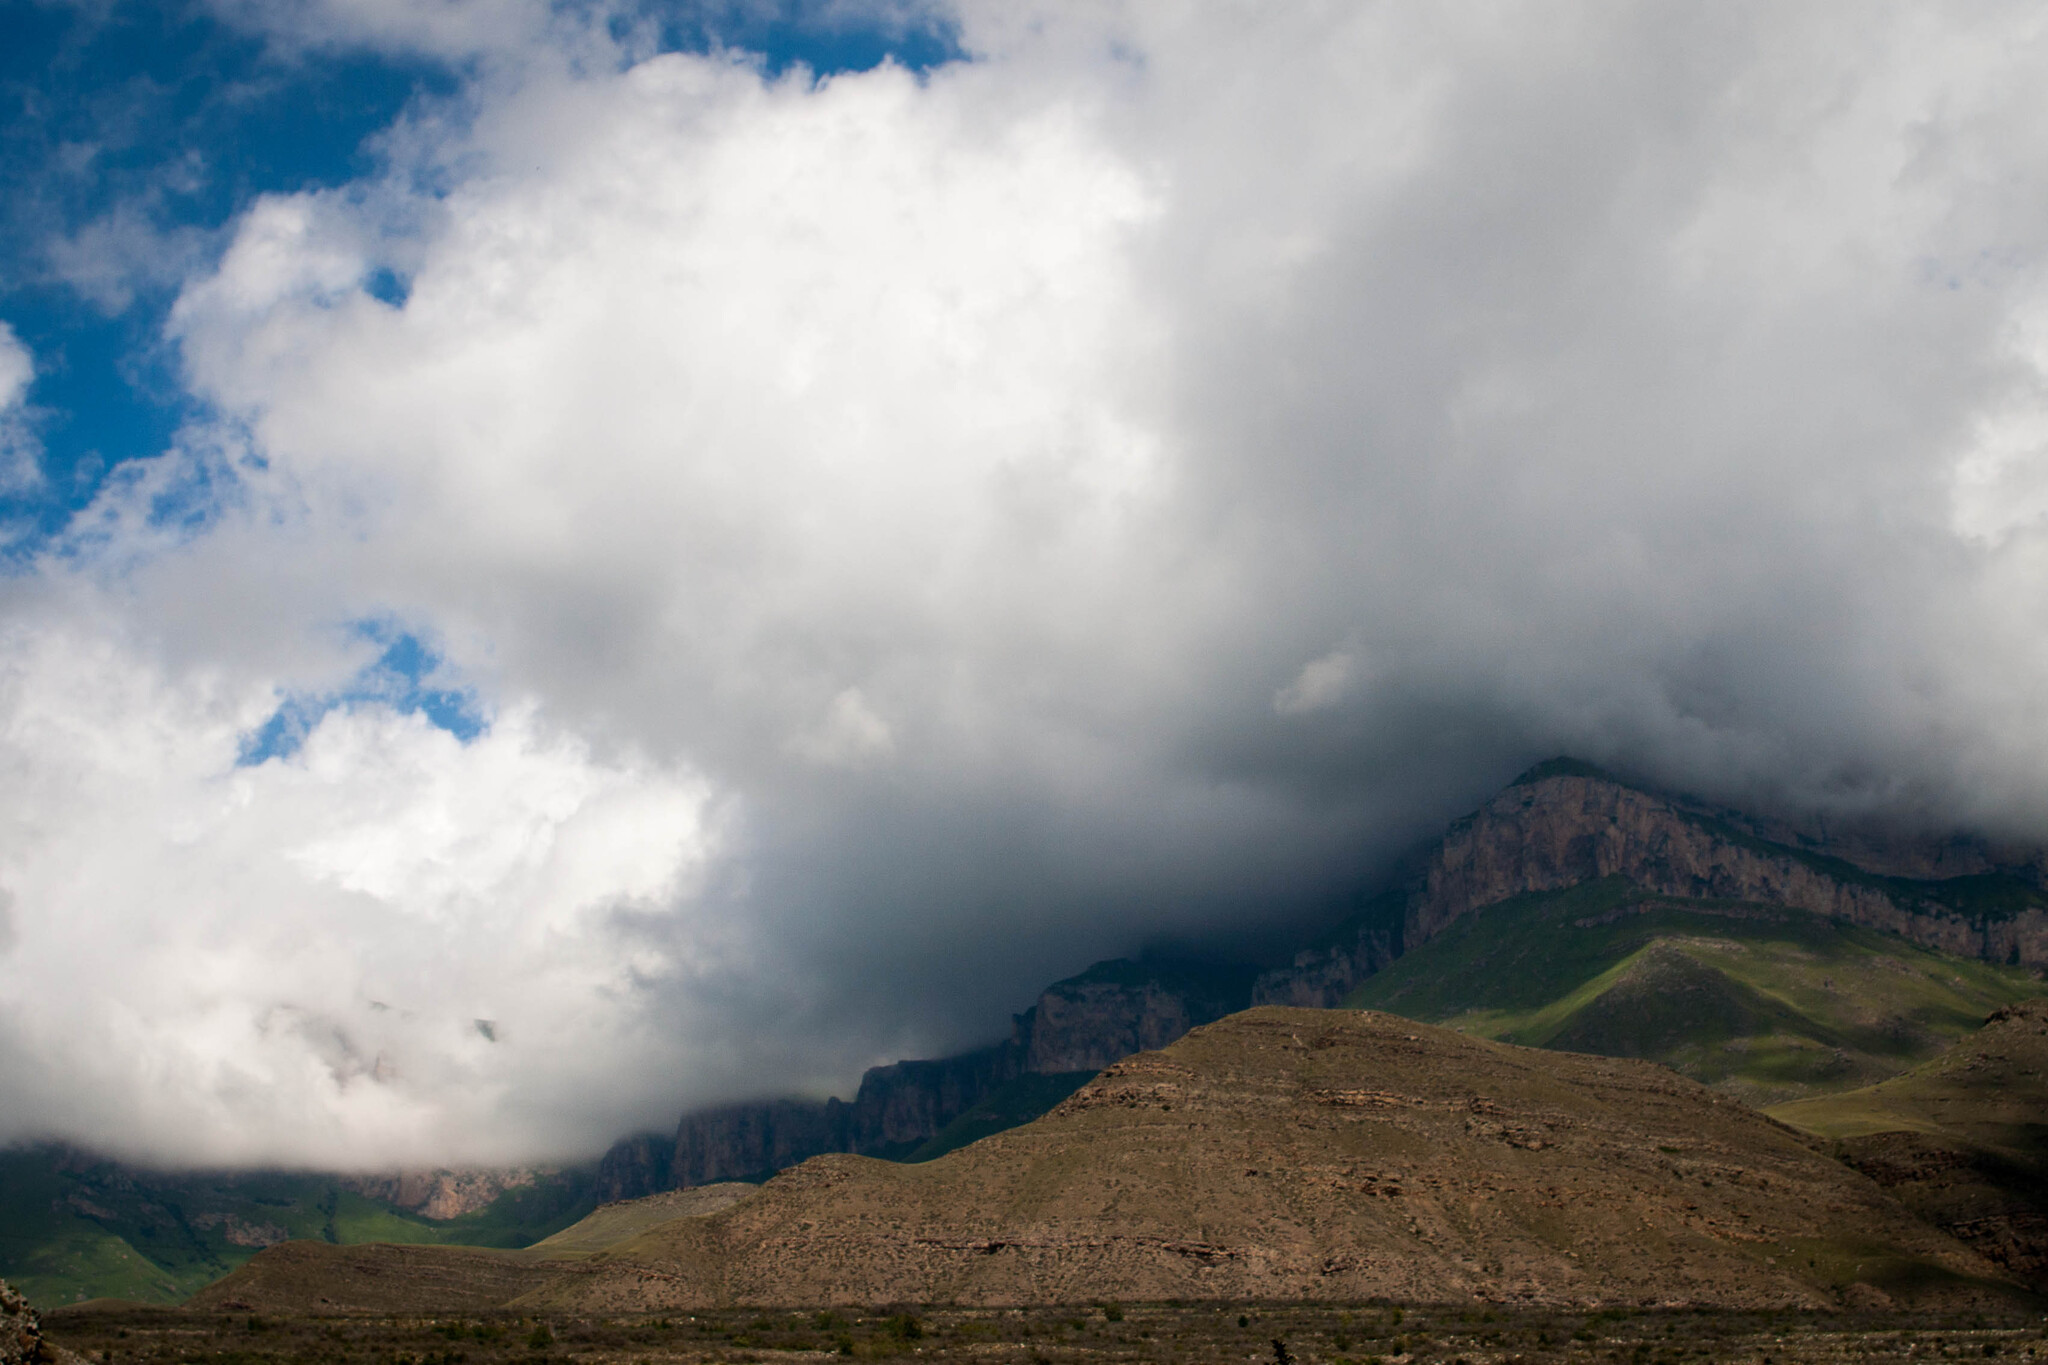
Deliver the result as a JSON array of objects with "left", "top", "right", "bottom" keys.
[
  {"left": 14, "top": 2, "right": 2048, "bottom": 1163},
  {"left": 0, "top": 322, "right": 38, "bottom": 493},
  {"left": 1274, "top": 651, "right": 1357, "bottom": 717},
  {"left": 0, "top": 617, "right": 717, "bottom": 1167},
  {"left": 788, "top": 688, "right": 895, "bottom": 768},
  {"left": 0, "top": 324, "right": 29, "bottom": 410}
]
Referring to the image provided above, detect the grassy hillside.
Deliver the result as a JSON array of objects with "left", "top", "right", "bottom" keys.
[
  {"left": 1767, "top": 999, "right": 2048, "bottom": 1158},
  {"left": 1765, "top": 1000, "right": 2048, "bottom": 1286},
  {"left": 0, "top": 1148, "right": 598, "bottom": 1309},
  {"left": 1345, "top": 877, "right": 2044, "bottom": 1104}
]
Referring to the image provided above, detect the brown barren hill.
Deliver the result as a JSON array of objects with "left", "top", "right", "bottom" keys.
[
  {"left": 188, "top": 1242, "right": 559, "bottom": 1316},
  {"left": 521, "top": 1008, "right": 2015, "bottom": 1312}
]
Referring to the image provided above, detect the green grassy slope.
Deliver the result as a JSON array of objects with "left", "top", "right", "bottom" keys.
[
  {"left": 0, "top": 1149, "right": 598, "bottom": 1309},
  {"left": 1767, "top": 999, "right": 2048, "bottom": 1158},
  {"left": 1344, "top": 877, "right": 2044, "bottom": 1104},
  {"left": 1763, "top": 1000, "right": 2048, "bottom": 1288}
]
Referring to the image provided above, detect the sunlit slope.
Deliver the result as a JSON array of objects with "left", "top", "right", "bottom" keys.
[
  {"left": 521, "top": 1183, "right": 757, "bottom": 1260},
  {"left": 1344, "top": 877, "right": 2043, "bottom": 1104},
  {"left": 0, "top": 1149, "right": 598, "bottom": 1309}
]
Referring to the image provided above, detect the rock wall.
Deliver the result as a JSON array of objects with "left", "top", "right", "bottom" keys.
[
  {"left": 1250, "top": 891, "right": 1404, "bottom": 1009},
  {"left": 1415, "top": 773, "right": 2048, "bottom": 966},
  {"left": 594, "top": 1133, "right": 673, "bottom": 1203},
  {"left": 844, "top": 1043, "right": 1022, "bottom": 1151},
  {"left": 1248, "top": 923, "right": 1399, "bottom": 1008}
]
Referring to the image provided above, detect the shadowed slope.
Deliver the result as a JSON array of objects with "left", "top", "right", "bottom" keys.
[
  {"left": 188, "top": 1243, "right": 555, "bottom": 1315},
  {"left": 1770, "top": 1000, "right": 2048, "bottom": 1286}
]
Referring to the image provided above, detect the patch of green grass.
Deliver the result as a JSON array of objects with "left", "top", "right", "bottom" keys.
[
  {"left": 0, "top": 1148, "right": 598, "bottom": 1310},
  {"left": 1346, "top": 880, "right": 2043, "bottom": 1103}
]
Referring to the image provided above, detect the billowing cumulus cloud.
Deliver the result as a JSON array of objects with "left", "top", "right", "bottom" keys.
[
  {"left": 0, "top": 611, "right": 719, "bottom": 1166},
  {"left": 8, "top": 1, "right": 2048, "bottom": 1165}
]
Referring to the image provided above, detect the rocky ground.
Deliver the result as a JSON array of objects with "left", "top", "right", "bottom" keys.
[{"left": 38, "top": 1300, "right": 2048, "bottom": 1365}]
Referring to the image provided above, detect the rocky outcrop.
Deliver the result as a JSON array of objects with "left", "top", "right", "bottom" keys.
[
  {"left": 844, "top": 1042, "right": 1024, "bottom": 1152},
  {"left": 1, "top": 1280, "right": 41, "bottom": 1365},
  {"left": 337, "top": 1168, "right": 542, "bottom": 1220}
]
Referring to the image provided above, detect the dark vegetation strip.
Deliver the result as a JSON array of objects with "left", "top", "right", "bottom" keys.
[{"left": 42, "top": 1302, "right": 2048, "bottom": 1365}]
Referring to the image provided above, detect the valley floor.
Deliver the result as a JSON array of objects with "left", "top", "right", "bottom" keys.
[{"left": 40, "top": 1302, "right": 2048, "bottom": 1365}]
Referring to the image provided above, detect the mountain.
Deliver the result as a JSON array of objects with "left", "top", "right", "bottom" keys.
[
  {"left": 1258, "top": 761, "right": 2048, "bottom": 1009},
  {"left": 16, "top": 758, "right": 2048, "bottom": 1311},
  {"left": 193, "top": 1008, "right": 2023, "bottom": 1313},
  {"left": 1769, "top": 998, "right": 2048, "bottom": 1286},
  {"left": 601, "top": 760, "right": 2048, "bottom": 1200},
  {"left": 1340, "top": 876, "right": 2042, "bottom": 1105},
  {"left": 0, "top": 1148, "right": 597, "bottom": 1309}
]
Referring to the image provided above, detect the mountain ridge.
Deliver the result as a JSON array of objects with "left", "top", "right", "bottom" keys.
[
  {"left": 600, "top": 762, "right": 2048, "bottom": 1200},
  {"left": 196, "top": 1008, "right": 2029, "bottom": 1313}
]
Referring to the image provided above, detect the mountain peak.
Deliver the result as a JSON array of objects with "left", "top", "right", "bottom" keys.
[{"left": 1508, "top": 756, "right": 1628, "bottom": 787}]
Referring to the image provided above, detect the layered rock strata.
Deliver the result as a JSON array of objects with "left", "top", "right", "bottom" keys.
[{"left": 1257, "top": 765, "right": 2048, "bottom": 1008}]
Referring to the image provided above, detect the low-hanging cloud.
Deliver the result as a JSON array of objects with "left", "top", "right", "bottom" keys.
[{"left": 7, "top": 0, "right": 2048, "bottom": 1165}]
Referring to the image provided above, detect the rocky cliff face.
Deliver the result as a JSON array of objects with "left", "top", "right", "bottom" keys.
[
  {"left": 1252, "top": 764, "right": 2048, "bottom": 1008},
  {"left": 658, "top": 1040, "right": 1033, "bottom": 1189},
  {"left": 594, "top": 1133, "right": 673, "bottom": 1203},
  {"left": 337, "top": 1168, "right": 543, "bottom": 1221},
  {"left": 1250, "top": 891, "right": 1403, "bottom": 1008},
  {"left": 603, "top": 958, "right": 1255, "bottom": 1195},
  {"left": 1415, "top": 770, "right": 2048, "bottom": 965}
]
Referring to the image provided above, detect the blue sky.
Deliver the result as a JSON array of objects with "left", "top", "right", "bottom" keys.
[
  {"left": 0, "top": 0, "right": 959, "bottom": 547},
  {"left": 1, "top": 0, "right": 965, "bottom": 781}
]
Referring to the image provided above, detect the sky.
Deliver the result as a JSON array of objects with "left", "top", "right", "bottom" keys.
[{"left": 4, "top": 0, "right": 2048, "bottom": 1170}]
